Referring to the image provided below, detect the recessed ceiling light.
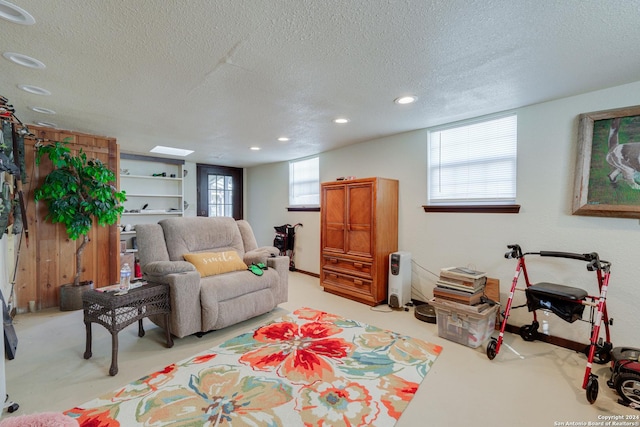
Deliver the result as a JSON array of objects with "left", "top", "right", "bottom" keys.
[
  {"left": 36, "top": 121, "right": 57, "bottom": 128},
  {"left": 150, "top": 145, "right": 194, "bottom": 157},
  {"left": 0, "top": 0, "right": 35, "bottom": 25},
  {"left": 277, "top": 137, "right": 290, "bottom": 142},
  {"left": 333, "top": 118, "right": 350, "bottom": 124},
  {"left": 19, "top": 84, "right": 51, "bottom": 95},
  {"left": 29, "top": 106, "right": 55, "bottom": 114},
  {"left": 250, "top": 146, "right": 261, "bottom": 151},
  {"left": 3, "top": 52, "right": 45, "bottom": 69},
  {"left": 394, "top": 95, "right": 417, "bottom": 105}
]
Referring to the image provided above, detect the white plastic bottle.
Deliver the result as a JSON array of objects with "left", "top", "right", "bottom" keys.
[{"left": 120, "top": 263, "right": 131, "bottom": 292}]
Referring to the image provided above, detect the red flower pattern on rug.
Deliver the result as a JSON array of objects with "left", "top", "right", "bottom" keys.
[
  {"left": 65, "top": 307, "right": 442, "bottom": 426},
  {"left": 239, "top": 320, "right": 355, "bottom": 383}
]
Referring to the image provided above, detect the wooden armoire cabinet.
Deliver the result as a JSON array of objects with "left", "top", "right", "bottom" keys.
[{"left": 320, "top": 177, "right": 398, "bottom": 306}]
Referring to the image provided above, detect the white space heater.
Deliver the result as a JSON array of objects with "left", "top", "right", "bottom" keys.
[{"left": 388, "top": 251, "right": 412, "bottom": 308}]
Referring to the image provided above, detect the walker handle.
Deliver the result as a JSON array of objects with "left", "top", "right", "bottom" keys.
[
  {"left": 539, "top": 251, "right": 597, "bottom": 262},
  {"left": 540, "top": 251, "right": 604, "bottom": 271},
  {"left": 504, "top": 244, "right": 522, "bottom": 259}
]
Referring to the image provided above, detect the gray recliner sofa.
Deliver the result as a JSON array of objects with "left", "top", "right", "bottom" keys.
[{"left": 135, "top": 217, "right": 288, "bottom": 338}]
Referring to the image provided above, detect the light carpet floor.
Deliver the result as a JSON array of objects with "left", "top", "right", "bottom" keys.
[{"left": 2, "top": 272, "right": 637, "bottom": 426}]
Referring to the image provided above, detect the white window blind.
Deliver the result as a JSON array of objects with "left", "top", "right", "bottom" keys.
[
  {"left": 289, "top": 156, "right": 319, "bottom": 206},
  {"left": 427, "top": 114, "right": 517, "bottom": 205}
]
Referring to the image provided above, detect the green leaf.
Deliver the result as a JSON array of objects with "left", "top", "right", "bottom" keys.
[{"left": 33, "top": 138, "right": 124, "bottom": 282}]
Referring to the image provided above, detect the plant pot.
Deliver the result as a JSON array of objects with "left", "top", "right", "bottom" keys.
[{"left": 59, "top": 281, "right": 94, "bottom": 311}]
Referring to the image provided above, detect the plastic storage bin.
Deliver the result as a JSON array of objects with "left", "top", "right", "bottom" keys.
[{"left": 429, "top": 298, "right": 498, "bottom": 348}]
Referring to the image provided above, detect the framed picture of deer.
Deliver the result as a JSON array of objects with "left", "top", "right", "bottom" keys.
[{"left": 573, "top": 105, "right": 640, "bottom": 219}]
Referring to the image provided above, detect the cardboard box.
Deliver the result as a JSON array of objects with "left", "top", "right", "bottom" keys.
[{"left": 120, "top": 252, "right": 134, "bottom": 270}]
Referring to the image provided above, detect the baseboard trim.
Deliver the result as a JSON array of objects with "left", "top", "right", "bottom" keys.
[
  {"left": 503, "top": 323, "right": 586, "bottom": 353},
  {"left": 291, "top": 269, "right": 320, "bottom": 278},
  {"left": 413, "top": 298, "right": 586, "bottom": 353}
]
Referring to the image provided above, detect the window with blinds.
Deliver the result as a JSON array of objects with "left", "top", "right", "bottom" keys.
[
  {"left": 427, "top": 114, "right": 517, "bottom": 206},
  {"left": 289, "top": 156, "right": 319, "bottom": 207}
]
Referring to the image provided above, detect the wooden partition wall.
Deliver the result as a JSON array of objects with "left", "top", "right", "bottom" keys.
[{"left": 14, "top": 125, "right": 120, "bottom": 311}]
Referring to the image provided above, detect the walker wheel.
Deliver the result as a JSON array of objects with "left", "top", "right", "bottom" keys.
[
  {"left": 615, "top": 372, "right": 640, "bottom": 406},
  {"left": 486, "top": 338, "right": 497, "bottom": 360},
  {"left": 7, "top": 402, "right": 19, "bottom": 413},
  {"left": 586, "top": 375, "right": 599, "bottom": 404},
  {"left": 594, "top": 347, "right": 612, "bottom": 365},
  {"left": 583, "top": 343, "right": 613, "bottom": 365},
  {"left": 519, "top": 322, "right": 539, "bottom": 342}
]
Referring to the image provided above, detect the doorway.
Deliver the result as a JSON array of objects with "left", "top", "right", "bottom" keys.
[{"left": 196, "top": 164, "right": 243, "bottom": 219}]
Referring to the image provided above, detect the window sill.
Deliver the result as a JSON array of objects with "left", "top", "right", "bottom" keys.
[
  {"left": 422, "top": 204, "right": 520, "bottom": 214},
  {"left": 287, "top": 206, "right": 320, "bottom": 212}
]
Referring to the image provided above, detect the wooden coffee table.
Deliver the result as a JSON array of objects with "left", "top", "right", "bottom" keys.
[{"left": 82, "top": 282, "right": 173, "bottom": 376}]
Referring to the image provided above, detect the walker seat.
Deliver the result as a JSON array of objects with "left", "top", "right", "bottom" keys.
[{"left": 526, "top": 282, "right": 588, "bottom": 323}]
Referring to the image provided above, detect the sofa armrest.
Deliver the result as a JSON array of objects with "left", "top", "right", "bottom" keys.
[
  {"left": 267, "top": 255, "right": 289, "bottom": 304},
  {"left": 243, "top": 247, "right": 280, "bottom": 265},
  {"left": 143, "top": 260, "right": 196, "bottom": 277},
  {"left": 158, "top": 270, "right": 202, "bottom": 338}
]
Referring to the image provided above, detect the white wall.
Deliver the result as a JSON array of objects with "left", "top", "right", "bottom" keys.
[{"left": 247, "top": 80, "right": 640, "bottom": 346}]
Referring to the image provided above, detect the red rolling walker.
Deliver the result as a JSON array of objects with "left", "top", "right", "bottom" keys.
[{"left": 486, "top": 244, "right": 613, "bottom": 404}]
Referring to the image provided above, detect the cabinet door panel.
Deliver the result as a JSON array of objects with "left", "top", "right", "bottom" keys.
[
  {"left": 346, "top": 183, "right": 373, "bottom": 257},
  {"left": 322, "top": 185, "right": 345, "bottom": 252}
]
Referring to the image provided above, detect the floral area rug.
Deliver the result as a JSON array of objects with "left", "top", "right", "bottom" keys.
[{"left": 65, "top": 307, "right": 442, "bottom": 426}]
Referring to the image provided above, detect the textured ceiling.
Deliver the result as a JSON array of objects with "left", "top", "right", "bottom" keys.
[{"left": 2, "top": 0, "right": 640, "bottom": 167}]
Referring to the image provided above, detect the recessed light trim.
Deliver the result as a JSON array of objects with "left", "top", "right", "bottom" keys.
[
  {"left": 3, "top": 52, "right": 45, "bottom": 69},
  {"left": 394, "top": 95, "right": 417, "bottom": 105},
  {"left": 29, "top": 106, "right": 56, "bottom": 114},
  {"left": 36, "top": 121, "right": 57, "bottom": 128},
  {"left": 0, "top": 0, "right": 35, "bottom": 25},
  {"left": 277, "top": 137, "right": 290, "bottom": 142},
  {"left": 150, "top": 145, "right": 194, "bottom": 157},
  {"left": 19, "top": 84, "right": 51, "bottom": 95},
  {"left": 250, "top": 146, "right": 261, "bottom": 151},
  {"left": 333, "top": 118, "right": 350, "bottom": 124}
]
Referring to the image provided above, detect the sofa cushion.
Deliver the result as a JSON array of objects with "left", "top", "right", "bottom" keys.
[
  {"left": 160, "top": 217, "right": 245, "bottom": 261},
  {"left": 236, "top": 220, "right": 259, "bottom": 252},
  {"left": 183, "top": 251, "right": 248, "bottom": 277},
  {"left": 200, "top": 269, "right": 277, "bottom": 302}
]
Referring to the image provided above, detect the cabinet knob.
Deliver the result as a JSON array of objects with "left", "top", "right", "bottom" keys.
[
  {"left": 353, "top": 262, "right": 363, "bottom": 269},
  {"left": 330, "top": 258, "right": 338, "bottom": 264},
  {"left": 354, "top": 279, "right": 363, "bottom": 285}
]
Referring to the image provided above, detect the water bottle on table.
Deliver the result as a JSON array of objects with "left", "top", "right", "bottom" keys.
[{"left": 120, "top": 263, "right": 131, "bottom": 292}]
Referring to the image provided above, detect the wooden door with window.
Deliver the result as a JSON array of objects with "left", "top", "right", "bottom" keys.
[{"left": 196, "top": 164, "right": 243, "bottom": 218}]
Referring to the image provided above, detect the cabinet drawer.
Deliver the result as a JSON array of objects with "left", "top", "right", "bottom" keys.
[
  {"left": 322, "top": 255, "right": 373, "bottom": 278},
  {"left": 322, "top": 269, "right": 372, "bottom": 295}
]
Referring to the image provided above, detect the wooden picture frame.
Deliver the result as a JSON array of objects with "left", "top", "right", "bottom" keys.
[{"left": 573, "top": 105, "right": 640, "bottom": 218}]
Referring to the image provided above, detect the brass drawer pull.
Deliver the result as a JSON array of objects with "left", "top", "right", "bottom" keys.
[
  {"left": 354, "top": 279, "right": 363, "bottom": 285},
  {"left": 353, "top": 262, "right": 363, "bottom": 269}
]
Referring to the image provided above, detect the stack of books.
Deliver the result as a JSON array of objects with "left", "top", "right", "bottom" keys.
[{"left": 433, "top": 267, "right": 487, "bottom": 305}]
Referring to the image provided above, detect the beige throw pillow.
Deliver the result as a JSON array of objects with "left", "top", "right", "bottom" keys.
[{"left": 183, "top": 251, "right": 247, "bottom": 277}]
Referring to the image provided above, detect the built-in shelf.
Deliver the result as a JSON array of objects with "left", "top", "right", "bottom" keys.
[
  {"left": 121, "top": 174, "right": 182, "bottom": 181},
  {"left": 125, "top": 193, "right": 182, "bottom": 198},
  {"left": 122, "top": 211, "right": 183, "bottom": 216},
  {"left": 119, "top": 153, "right": 185, "bottom": 257}
]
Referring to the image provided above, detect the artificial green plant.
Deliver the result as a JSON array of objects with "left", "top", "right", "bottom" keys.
[{"left": 34, "top": 138, "right": 126, "bottom": 286}]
